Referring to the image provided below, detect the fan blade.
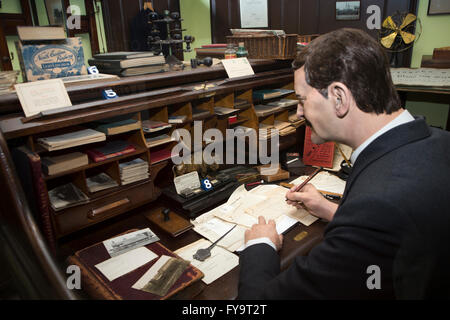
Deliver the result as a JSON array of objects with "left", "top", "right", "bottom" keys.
[
  {"left": 382, "top": 16, "right": 397, "bottom": 31},
  {"left": 381, "top": 32, "right": 398, "bottom": 48},
  {"left": 400, "top": 31, "right": 416, "bottom": 44},
  {"left": 399, "top": 13, "right": 416, "bottom": 30}
]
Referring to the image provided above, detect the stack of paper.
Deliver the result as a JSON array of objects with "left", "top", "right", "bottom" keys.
[
  {"left": 258, "top": 123, "right": 277, "bottom": 140},
  {"left": 119, "top": 158, "right": 149, "bottom": 185},
  {"left": 254, "top": 104, "right": 282, "bottom": 117},
  {"left": 37, "top": 129, "right": 106, "bottom": 151},
  {"left": 273, "top": 120, "right": 296, "bottom": 136}
]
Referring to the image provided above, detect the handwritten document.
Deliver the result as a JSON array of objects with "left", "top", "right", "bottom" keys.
[
  {"left": 192, "top": 184, "right": 315, "bottom": 252},
  {"left": 290, "top": 171, "right": 346, "bottom": 196},
  {"left": 390, "top": 68, "right": 450, "bottom": 87},
  {"left": 175, "top": 239, "right": 239, "bottom": 284}
]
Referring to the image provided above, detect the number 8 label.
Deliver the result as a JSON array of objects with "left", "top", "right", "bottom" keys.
[{"left": 201, "top": 178, "right": 212, "bottom": 190}]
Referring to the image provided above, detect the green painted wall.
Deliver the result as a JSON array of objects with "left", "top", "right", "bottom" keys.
[
  {"left": 406, "top": 0, "right": 450, "bottom": 129},
  {"left": 179, "top": 0, "right": 211, "bottom": 61},
  {"left": 0, "top": 1, "right": 22, "bottom": 13}
]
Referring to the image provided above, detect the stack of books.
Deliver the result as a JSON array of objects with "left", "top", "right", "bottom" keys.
[
  {"left": 88, "top": 52, "right": 167, "bottom": 77},
  {"left": 258, "top": 123, "right": 278, "bottom": 140},
  {"left": 273, "top": 120, "right": 296, "bottom": 136},
  {"left": 37, "top": 129, "right": 106, "bottom": 151},
  {"left": 119, "top": 158, "right": 149, "bottom": 185},
  {"left": 288, "top": 111, "right": 306, "bottom": 128}
]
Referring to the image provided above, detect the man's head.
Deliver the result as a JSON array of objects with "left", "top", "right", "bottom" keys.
[{"left": 293, "top": 28, "right": 401, "bottom": 144}]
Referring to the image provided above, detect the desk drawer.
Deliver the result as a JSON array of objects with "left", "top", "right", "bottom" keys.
[{"left": 52, "top": 180, "right": 154, "bottom": 237}]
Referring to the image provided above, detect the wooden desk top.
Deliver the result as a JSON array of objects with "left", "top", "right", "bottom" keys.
[{"left": 58, "top": 175, "right": 329, "bottom": 300}]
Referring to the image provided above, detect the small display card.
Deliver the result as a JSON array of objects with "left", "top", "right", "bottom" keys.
[
  {"left": 15, "top": 79, "right": 72, "bottom": 118},
  {"left": 221, "top": 58, "right": 255, "bottom": 79}
]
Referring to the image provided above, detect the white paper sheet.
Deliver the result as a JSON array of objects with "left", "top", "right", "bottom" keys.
[
  {"left": 290, "top": 171, "right": 346, "bottom": 196},
  {"left": 240, "top": 0, "right": 268, "bottom": 28},
  {"left": 175, "top": 239, "right": 239, "bottom": 284},
  {"left": 94, "top": 247, "right": 157, "bottom": 282}
]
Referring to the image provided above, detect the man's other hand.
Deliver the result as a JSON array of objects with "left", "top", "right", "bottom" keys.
[{"left": 245, "top": 216, "right": 283, "bottom": 251}]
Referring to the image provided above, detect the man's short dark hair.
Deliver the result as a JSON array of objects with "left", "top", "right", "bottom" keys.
[{"left": 293, "top": 28, "right": 401, "bottom": 115}]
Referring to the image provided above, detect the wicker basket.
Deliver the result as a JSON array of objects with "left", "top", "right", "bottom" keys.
[
  {"left": 297, "top": 34, "right": 320, "bottom": 43},
  {"left": 226, "top": 34, "right": 298, "bottom": 60}
]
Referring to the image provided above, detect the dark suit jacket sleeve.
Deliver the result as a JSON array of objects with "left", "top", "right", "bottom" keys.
[{"left": 238, "top": 197, "right": 406, "bottom": 299}]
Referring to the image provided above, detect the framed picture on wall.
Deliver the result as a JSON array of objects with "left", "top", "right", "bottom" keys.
[
  {"left": 336, "top": 1, "right": 361, "bottom": 21},
  {"left": 45, "top": 0, "right": 65, "bottom": 26},
  {"left": 428, "top": 0, "right": 450, "bottom": 15}
]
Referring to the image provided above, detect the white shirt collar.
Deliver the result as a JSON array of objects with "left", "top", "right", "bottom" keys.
[{"left": 350, "top": 110, "right": 415, "bottom": 164}]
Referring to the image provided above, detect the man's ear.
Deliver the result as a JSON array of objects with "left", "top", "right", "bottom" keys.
[{"left": 328, "top": 82, "right": 351, "bottom": 118}]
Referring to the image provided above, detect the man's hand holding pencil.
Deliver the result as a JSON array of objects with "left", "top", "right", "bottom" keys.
[{"left": 285, "top": 167, "right": 338, "bottom": 222}]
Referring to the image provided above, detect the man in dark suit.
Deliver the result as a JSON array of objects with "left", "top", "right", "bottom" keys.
[{"left": 238, "top": 28, "right": 450, "bottom": 299}]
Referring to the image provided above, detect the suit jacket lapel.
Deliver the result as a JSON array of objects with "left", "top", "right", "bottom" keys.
[{"left": 340, "top": 117, "right": 431, "bottom": 204}]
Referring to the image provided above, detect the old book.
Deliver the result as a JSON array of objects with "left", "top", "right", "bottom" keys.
[
  {"left": 254, "top": 104, "right": 282, "bottom": 117},
  {"left": 142, "top": 120, "right": 172, "bottom": 133},
  {"left": 253, "top": 89, "right": 295, "bottom": 100},
  {"left": 17, "top": 26, "right": 66, "bottom": 41},
  {"left": 86, "top": 173, "right": 119, "bottom": 193},
  {"left": 168, "top": 115, "right": 187, "bottom": 124},
  {"left": 94, "top": 119, "right": 141, "bottom": 136},
  {"left": 37, "top": 129, "right": 106, "bottom": 151},
  {"left": 93, "top": 51, "right": 156, "bottom": 60},
  {"left": 16, "top": 38, "right": 87, "bottom": 82},
  {"left": 41, "top": 152, "right": 88, "bottom": 176},
  {"left": 62, "top": 73, "right": 120, "bottom": 87},
  {"left": 85, "top": 141, "right": 136, "bottom": 163},
  {"left": 95, "top": 64, "right": 168, "bottom": 77},
  {"left": 66, "top": 231, "right": 203, "bottom": 300},
  {"left": 88, "top": 55, "right": 166, "bottom": 69},
  {"left": 48, "top": 183, "right": 89, "bottom": 211},
  {"left": 145, "top": 134, "right": 175, "bottom": 148},
  {"left": 303, "top": 126, "right": 335, "bottom": 168}
]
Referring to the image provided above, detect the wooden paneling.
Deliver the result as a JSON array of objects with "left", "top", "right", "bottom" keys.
[
  {"left": 101, "top": 0, "right": 180, "bottom": 52},
  {"left": 210, "top": 0, "right": 418, "bottom": 67}
]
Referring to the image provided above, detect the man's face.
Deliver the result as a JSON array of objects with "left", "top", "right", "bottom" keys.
[{"left": 294, "top": 67, "right": 333, "bottom": 144}]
